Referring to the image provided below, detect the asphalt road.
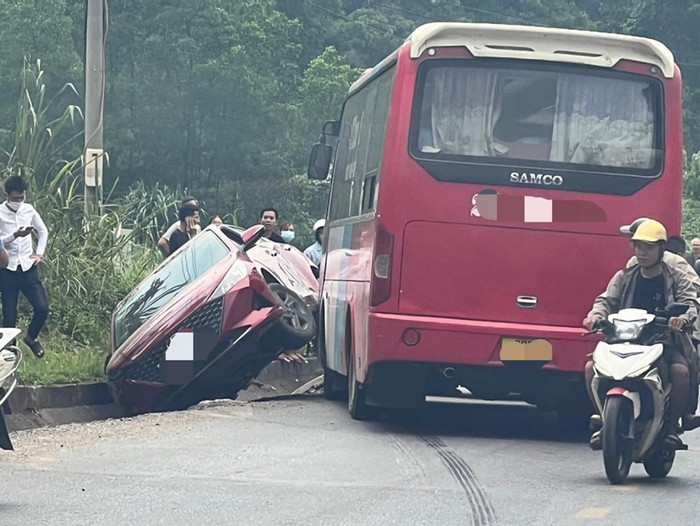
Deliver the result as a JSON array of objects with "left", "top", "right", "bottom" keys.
[{"left": 3, "top": 395, "right": 700, "bottom": 526}]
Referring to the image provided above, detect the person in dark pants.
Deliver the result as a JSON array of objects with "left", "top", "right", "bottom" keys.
[{"left": 0, "top": 175, "right": 49, "bottom": 358}]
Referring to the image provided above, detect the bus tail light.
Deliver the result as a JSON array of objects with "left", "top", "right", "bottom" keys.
[{"left": 371, "top": 224, "right": 394, "bottom": 306}]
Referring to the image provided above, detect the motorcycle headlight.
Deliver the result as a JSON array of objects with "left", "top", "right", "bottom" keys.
[
  {"left": 628, "top": 364, "right": 651, "bottom": 378},
  {"left": 210, "top": 260, "right": 248, "bottom": 300},
  {"left": 594, "top": 362, "right": 612, "bottom": 377},
  {"left": 612, "top": 319, "right": 646, "bottom": 341}
]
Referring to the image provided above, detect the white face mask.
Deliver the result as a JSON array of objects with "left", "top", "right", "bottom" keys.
[{"left": 6, "top": 201, "right": 22, "bottom": 212}]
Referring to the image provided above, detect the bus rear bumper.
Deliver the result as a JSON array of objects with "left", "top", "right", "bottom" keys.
[
  {"left": 367, "top": 312, "right": 595, "bottom": 373},
  {"left": 361, "top": 312, "right": 595, "bottom": 409}
]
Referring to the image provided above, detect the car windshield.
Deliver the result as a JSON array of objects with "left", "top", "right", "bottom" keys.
[
  {"left": 113, "top": 231, "right": 230, "bottom": 348},
  {"left": 413, "top": 62, "right": 661, "bottom": 171}
]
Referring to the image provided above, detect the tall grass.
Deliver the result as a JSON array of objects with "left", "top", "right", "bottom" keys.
[{"left": 0, "top": 59, "right": 183, "bottom": 384}]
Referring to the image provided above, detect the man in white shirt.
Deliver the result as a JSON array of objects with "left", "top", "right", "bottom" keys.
[
  {"left": 0, "top": 175, "right": 49, "bottom": 358},
  {"left": 156, "top": 196, "right": 201, "bottom": 258}
]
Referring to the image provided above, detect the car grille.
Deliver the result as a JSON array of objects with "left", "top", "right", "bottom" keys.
[{"left": 110, "top": 296, "right": 224, "bottom": 383}]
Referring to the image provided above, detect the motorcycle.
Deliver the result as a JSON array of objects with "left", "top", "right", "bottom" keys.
[
  {"left": 0, "top": 328, "right": 23, "bottom": 451},
  {"left": 589, "top": 303, "right": 690, "bottom": 484}
]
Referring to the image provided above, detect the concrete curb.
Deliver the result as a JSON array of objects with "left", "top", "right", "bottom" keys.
[{"left": 4, "top": 357, "right": 323, "bottom": 432}]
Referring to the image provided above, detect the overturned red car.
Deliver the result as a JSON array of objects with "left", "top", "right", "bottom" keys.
[{"left": 106, "top": 225, "right": 318, "bottom": 414}]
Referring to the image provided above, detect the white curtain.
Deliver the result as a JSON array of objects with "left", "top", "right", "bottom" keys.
[
  {"left": 550, "top": 76, "right": 654, "bottom": 168},
  {"left": 428, "top": 69, "right": 502, "bottom": 156}
]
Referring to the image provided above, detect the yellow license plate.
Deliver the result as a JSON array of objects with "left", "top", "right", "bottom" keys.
[{"left": 499, "top": 337, "right": 553, "bottom": 362}]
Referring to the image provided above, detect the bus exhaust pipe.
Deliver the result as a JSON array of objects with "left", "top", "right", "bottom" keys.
[{"left": 443, "top": 367, "right": 456, "bottom": 379}]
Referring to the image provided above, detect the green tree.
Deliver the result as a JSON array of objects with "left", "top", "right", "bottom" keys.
[
  {"left": 105, "top": 0, "right": 304, "bottom": 190},
  {"left": 0, "top": 0, "right": 82, "bottom": 150}
]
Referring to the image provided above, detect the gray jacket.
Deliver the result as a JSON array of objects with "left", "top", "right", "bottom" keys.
[{"left": 588, "top": 262, "right": 699, "bottom": 328}]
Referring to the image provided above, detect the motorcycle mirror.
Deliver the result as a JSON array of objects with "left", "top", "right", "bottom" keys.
[{"left": 241, "top": 225, "right": 266, "bottom": 251}]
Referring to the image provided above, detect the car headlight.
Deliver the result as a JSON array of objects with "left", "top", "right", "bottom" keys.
[
  {"left": 612, "top": 319, "right": 646, "bottom": 341},
  {"left": 210, "top": 260, "right": 248, "bottom": 300}
]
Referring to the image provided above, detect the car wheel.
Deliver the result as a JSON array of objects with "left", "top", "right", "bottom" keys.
[{"left": 268, "top": 283, "right": 317, "bottom": 350}]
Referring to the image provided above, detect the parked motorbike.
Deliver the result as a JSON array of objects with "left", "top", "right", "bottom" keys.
[
  {"left": 590, "top": 304, "right": 690, "bottom": 484},
  {"left": 0, "top": 328, "right": 23, "bottom": 451}
]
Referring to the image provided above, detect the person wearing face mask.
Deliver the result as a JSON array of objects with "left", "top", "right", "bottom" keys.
[
  {"left": 279, "top": 221, "right": 295, "bottom": 244},
  {"left": 0, "top": 175, "right": 50, "bottom": 358}
]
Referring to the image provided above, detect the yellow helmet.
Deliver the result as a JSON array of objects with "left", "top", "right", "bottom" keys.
[{"left": 630, "top": 219, "right": 667, "bottom": 243}]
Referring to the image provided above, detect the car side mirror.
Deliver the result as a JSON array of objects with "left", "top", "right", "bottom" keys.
[
  {"left": 307, "top": 143, "right": 333, "bottom": 180},
  {"left": 241, "top": 225, "right": 265, "bottom": 251},
  {"left": 219, "top": 225, "right": 244, "bottom": 244}
]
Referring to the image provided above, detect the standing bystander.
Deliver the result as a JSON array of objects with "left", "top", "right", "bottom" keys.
[
  {"left": 280, "top": 221, "right": 295, "bottom": 244},
  {"left": 0, "top": 175, "right": 50, "bottom": 358},
  {"left": 157, "top": 196, "right": 201, "bottom": 257},
  {"left": 303, "top": 219, "right": 325, "bottom": 266},
  {"left": 168, "top": 204, "right": 200, "bottom": 254},
  {"left": 259, "top": 207, "right": 285, "bottom": 243}
]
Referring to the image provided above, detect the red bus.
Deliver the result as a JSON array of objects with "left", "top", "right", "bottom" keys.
[{"left": 307, "top": 23, "right": 683, "bottom": 422}]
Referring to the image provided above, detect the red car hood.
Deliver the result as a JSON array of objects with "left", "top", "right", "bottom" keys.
[{"left": 108, "top": 253, "right": 237, "bottom": 371}]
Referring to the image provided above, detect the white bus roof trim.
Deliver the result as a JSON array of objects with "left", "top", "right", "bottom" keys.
[{"left": 406, "top": 23, "right": 675, "bottom": 78}]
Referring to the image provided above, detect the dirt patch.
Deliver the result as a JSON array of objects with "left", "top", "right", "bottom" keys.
[{"left": 0, "top": 399, "right": 254, "bottom": 463}]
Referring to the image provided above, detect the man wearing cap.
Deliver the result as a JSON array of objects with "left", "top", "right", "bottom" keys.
[
  {"left": 583, "top": 219, "right": 699, "bottom": 449},
  {"left": 623, "top": 218, "right": 700, "bottom": 399},
  {"left": 621, "top": 217, "right": 700, "bottom": 296}
]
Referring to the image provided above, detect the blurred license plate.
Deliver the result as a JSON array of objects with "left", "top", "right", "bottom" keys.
[{"left": 499, "top": 338, "right": 552, "bottom": 361}]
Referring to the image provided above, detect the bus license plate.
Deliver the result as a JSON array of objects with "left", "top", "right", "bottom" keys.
[{"left": 499, "top": 338, "right": 552, "bottom": 362}]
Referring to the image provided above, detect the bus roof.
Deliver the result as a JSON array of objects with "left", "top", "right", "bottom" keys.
[{"left": 406, "top": 23, "right": 675, "bottom": 78}]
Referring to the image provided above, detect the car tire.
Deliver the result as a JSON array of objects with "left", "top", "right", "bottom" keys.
[{"left": 268, "top": 283, "right": 317, "bottom": 350}]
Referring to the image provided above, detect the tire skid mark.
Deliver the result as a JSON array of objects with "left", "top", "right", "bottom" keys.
[
  {"left": 422, "top": 435, "right": 497, "bottom": 526},
  {"left": 386, "top": 434, "right": 427, "bottom": 478}
]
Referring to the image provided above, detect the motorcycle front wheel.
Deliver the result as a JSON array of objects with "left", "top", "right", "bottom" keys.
[{"left": 602, "top": 396, "right": 634, "bottom": 484}]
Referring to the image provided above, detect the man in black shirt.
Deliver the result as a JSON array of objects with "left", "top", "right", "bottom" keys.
[
  {"left": 583, "top": 220, "right": 699, "bottom": 447},
  {"left": 259, "top": 207, "right": 285, "bottom": 243},
  {"left": 168, "top": 204, "right": 199, "bottom": 254},
  {"left": 631, "top": 271, "right": 665, "bottom": 315}
]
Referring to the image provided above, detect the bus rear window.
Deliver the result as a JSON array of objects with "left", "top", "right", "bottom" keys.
[{"left": 413, "top": 62, "right": 661, "bottom": 172}]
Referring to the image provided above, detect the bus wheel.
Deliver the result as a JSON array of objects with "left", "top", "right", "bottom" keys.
[{"left": 348, "top": 354, "right": 372, "bottom": 420}]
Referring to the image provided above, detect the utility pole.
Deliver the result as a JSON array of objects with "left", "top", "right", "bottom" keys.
[{"left": 84, "top": 0, "right": 105, "bottom": 219}]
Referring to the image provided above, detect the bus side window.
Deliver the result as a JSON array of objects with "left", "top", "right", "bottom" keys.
[
  {"left": 361, "top": 171, "right": 378, "bottom": 213},
  {"left": 329, "top": 67, "right": 395, "bottom": 220},
  {"left": 361, "top": 71, "right": 393, "bottom": 214}
]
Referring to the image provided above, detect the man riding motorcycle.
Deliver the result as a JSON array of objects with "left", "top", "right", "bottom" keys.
[
  {"left": 583, "top": 219, "right": 700, "bottom": 449},
  {"left": 622, "top": 217, "right": 700, "bottom": 298}
]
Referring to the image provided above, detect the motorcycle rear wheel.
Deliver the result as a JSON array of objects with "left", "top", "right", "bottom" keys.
[
  {"left": 602, "top": 396, "right": 634, "bottom": 484},
  {"left": 643, "top": 447, "right": 675, "bottom": 479}
]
